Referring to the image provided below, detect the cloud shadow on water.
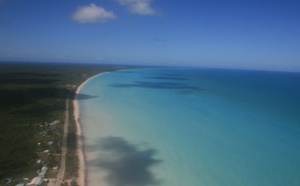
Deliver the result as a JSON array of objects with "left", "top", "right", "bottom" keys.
[
  {"left": 109, "top": 81, "right": 203, "bottom": 93},
  {"left": 145, "top": 76, "right": 189, "bottom": 81},
  {"left": 87, "top": 136, "right": 162, "bottom": 186},
  {"left": 76, "top": 93, "right": 98, "bottom": 100}
]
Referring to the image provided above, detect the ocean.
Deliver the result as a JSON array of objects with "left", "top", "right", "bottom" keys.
[{"left": 78, "top": 68, "right": 300, "bottom": 186}]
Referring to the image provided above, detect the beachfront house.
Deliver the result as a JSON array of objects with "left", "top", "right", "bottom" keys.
[
  {"left": 38, "top": 166, "right": 48, "bottom": 178},
  {"left": 15, "top": 184, "right": 25, "bottom": 186},
  {"left": 26, "top": 177, "right": 43, "bottom": 186}
]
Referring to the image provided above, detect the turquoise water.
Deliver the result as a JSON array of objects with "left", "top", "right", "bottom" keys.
[{"left": 78, "top": 68, "right": 300, "bottom": 186}]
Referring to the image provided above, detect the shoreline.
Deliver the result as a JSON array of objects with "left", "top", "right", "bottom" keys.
[
  {"left": 73, "top": 68, "right": 140, "bottom": 186},
  {"left": 73, "top": 72, "right": 109, "bottom": 186}
]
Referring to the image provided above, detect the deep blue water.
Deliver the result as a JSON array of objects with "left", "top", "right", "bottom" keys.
[{"left": 78, "top": 68, "right": 300, "bottom": 186}]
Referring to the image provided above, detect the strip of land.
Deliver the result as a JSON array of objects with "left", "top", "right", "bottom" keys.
[{"left": 0, "top": 62, "right": 129, "bottom": 185}]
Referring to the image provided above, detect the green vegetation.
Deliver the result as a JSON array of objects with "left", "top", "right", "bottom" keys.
[
  {"left": 65, "top": 100, "right": 78, "bottom": 179},
  {"left": 0, "top": 62, "right": 128, "bottom": 184}
]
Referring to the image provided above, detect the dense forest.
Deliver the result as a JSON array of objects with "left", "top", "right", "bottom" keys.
[{"left": 0, "top": 62, "right": 126, "bottom": 184}]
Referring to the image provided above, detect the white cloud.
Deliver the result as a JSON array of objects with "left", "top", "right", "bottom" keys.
[
  {"left": 72, "top": 4, "right": 117, "bottom": 24},
  {"left": 117, "top": 0, "right": 157, "bottom": 15}
]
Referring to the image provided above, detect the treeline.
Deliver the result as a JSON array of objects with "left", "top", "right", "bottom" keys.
[{"left": 0, "top": 62, "right": 127, "bottom": 181}]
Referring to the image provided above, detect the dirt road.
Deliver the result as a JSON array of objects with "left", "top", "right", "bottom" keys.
[{"left": 55, "top": 100, "right": 69, "bottom": 186}]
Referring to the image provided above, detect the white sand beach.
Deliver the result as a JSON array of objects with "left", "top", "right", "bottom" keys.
[{"left": 74, "top": 73, "right": 109, "bottom": 186}]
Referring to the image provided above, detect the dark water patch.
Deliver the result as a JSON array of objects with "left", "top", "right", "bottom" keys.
[
  {"left": 159, "top": 73, "right": 185, "bottom": 77},
  {"left": 87, "top": 136, "right": 162, "bottom": 186},
  {"left": 146, "top": 76, "right": 188, "bottom": 81},
  {"left": 110, "top": 81, "right": 203, "bottom": 92},
  {"left": 114, "top": 71, "right": 137, "bottom": 74},
  {"left": 76, "top": 94, "right": 98, "bottom": 100}
]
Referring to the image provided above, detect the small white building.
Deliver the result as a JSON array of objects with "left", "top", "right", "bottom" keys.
[
  {"left": 26, "top": 177, "right": 43, "bottom": 186},
  {"left": 15, "top": 184, "right": 25, "bottom": 186},
  {"left": 38, "top": 166, "right": 48, "bottom": 178},
  {"left": 49, "top": 120, "right": 59, "bottom": 125}
]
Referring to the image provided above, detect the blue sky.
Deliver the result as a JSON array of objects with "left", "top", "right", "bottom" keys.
[{"left": 0, "top": 0, "right": 300, "bottom": 71}]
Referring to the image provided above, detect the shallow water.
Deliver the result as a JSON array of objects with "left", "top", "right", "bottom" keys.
[{"left": 78, "top": 68, "right": 300, "bottom": 186}]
